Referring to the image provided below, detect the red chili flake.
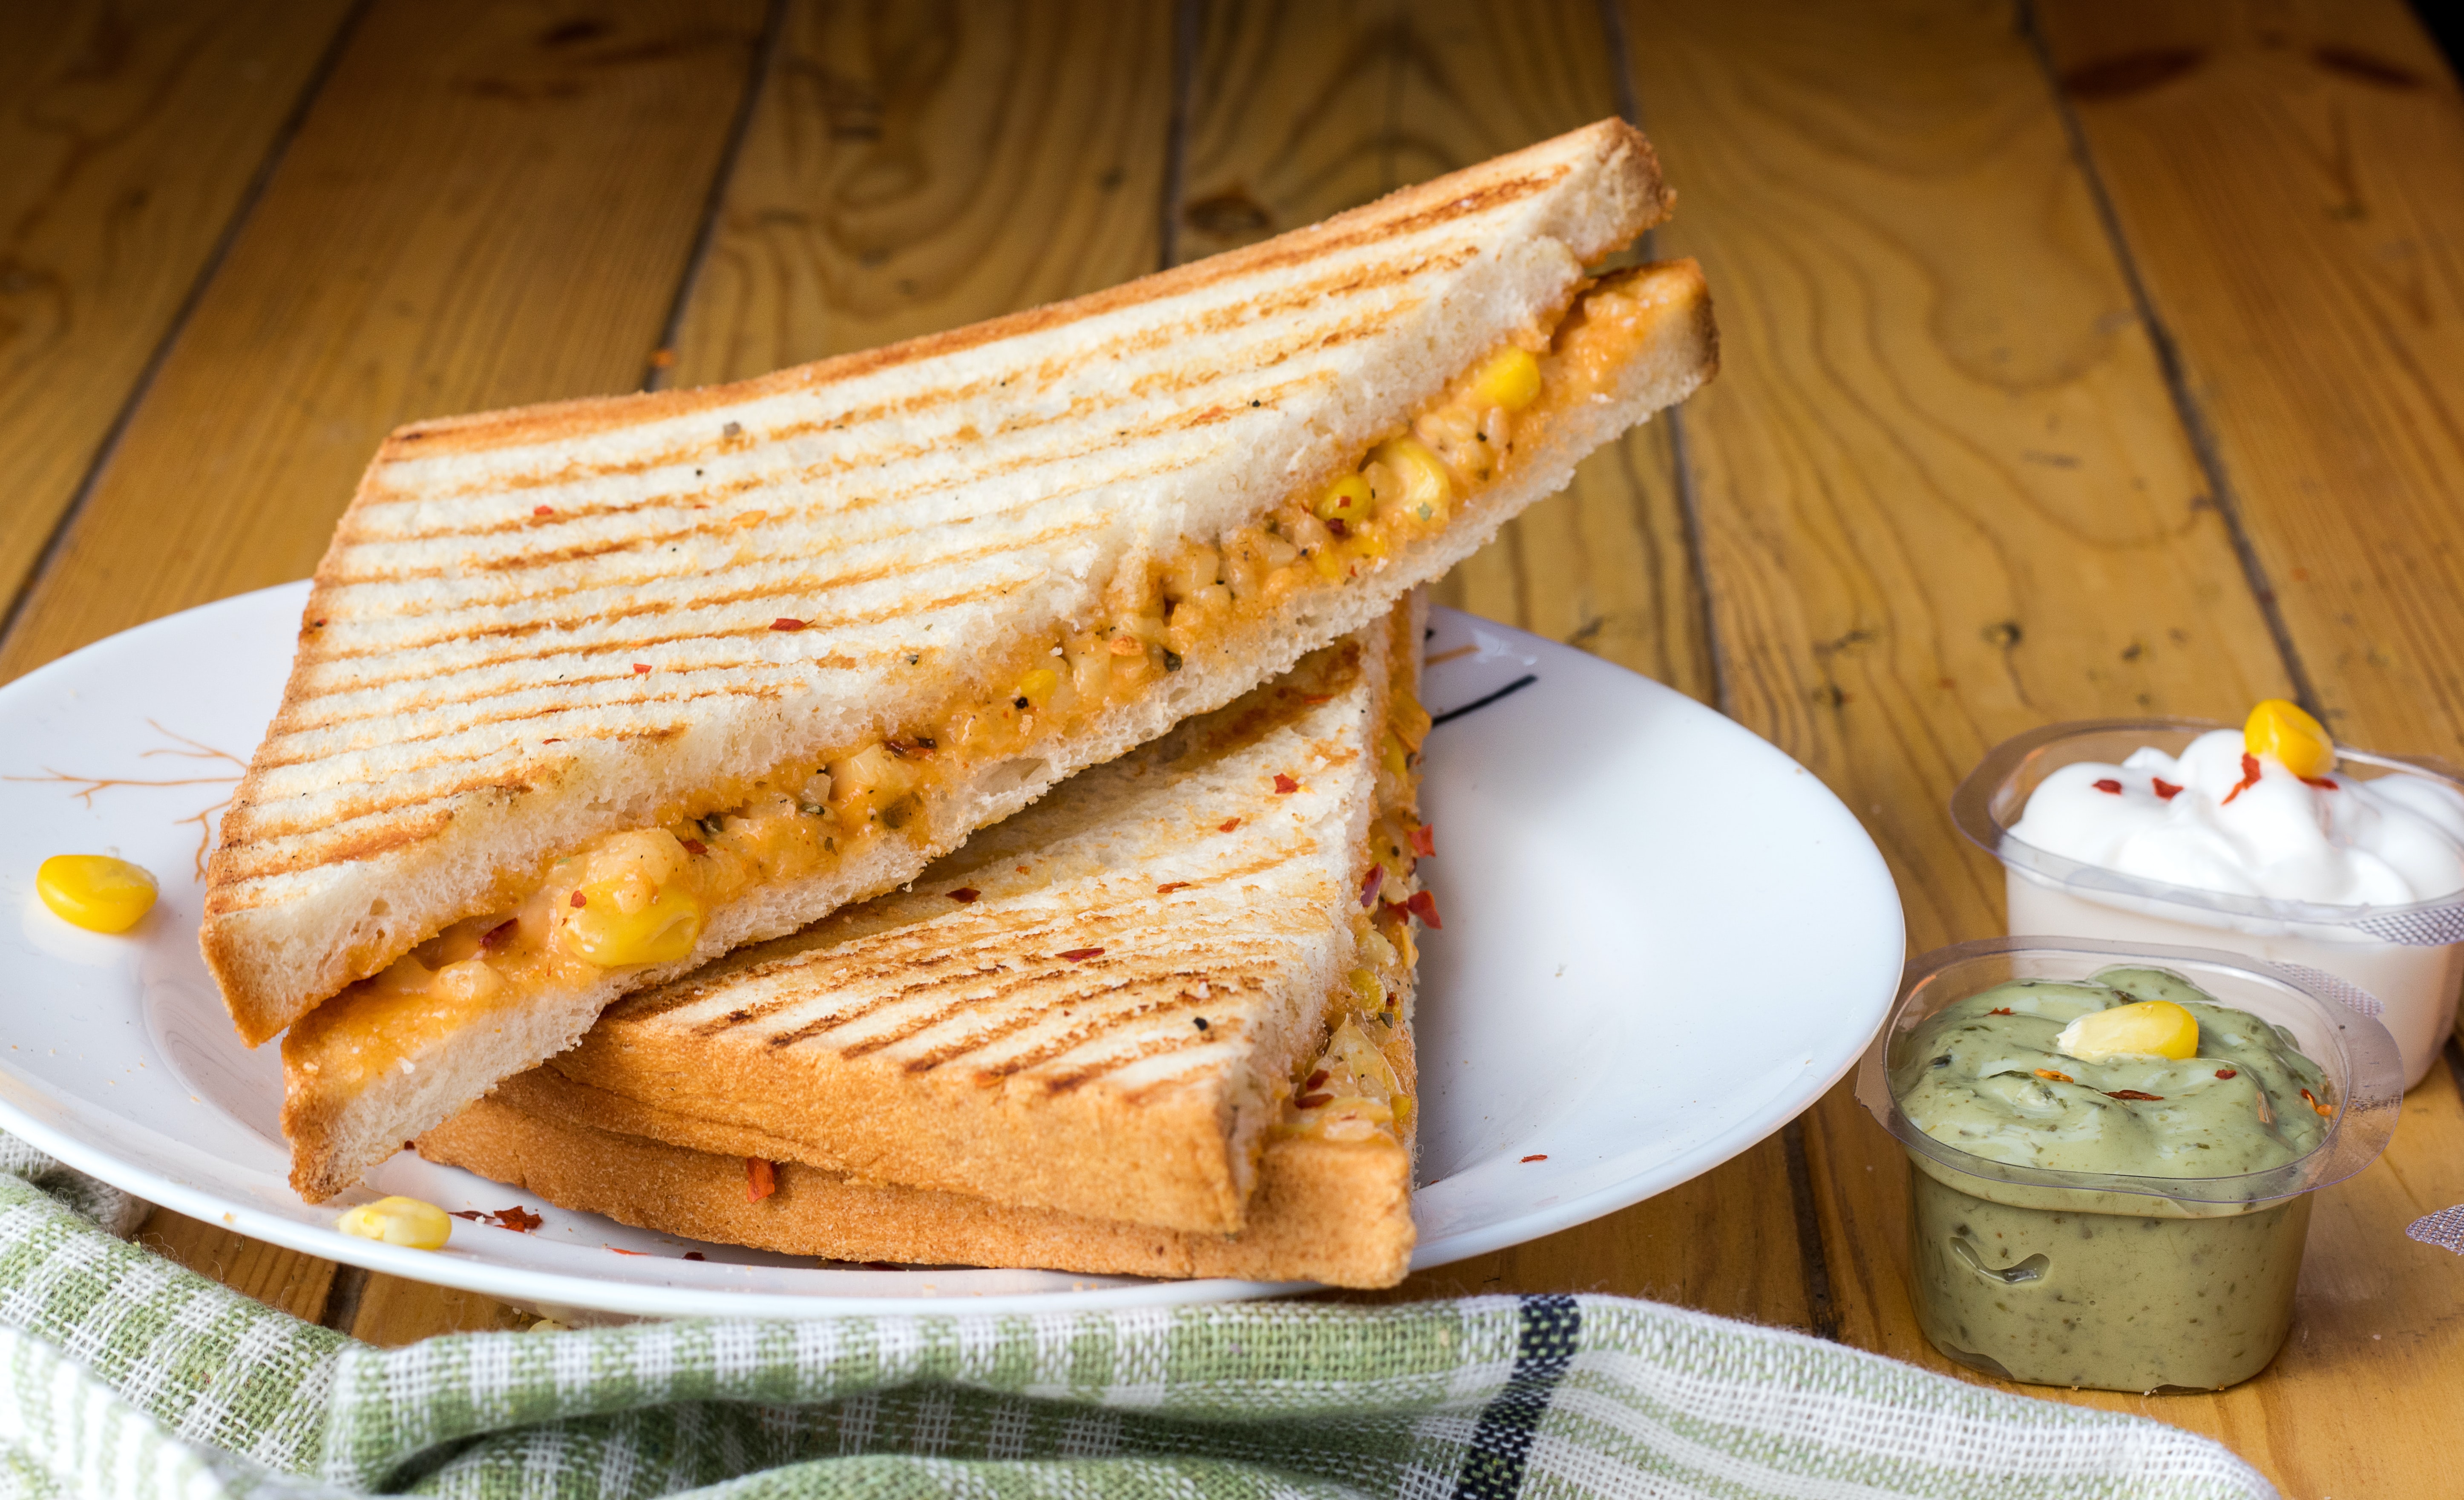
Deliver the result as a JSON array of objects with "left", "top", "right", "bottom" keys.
[
  {"left": 533, "top": 505, "right": 554, "bottom": 517},
  {"left": 1520, "top": 1154, "right": 1549, "bottom": 1163},
  {"left": 1988, "top": 1007, "right": 2013, "bottom": 1016},
  {"left": 2153, "top": 778, "right": 2184, "bottom": 801},
  {"left": 2034, "top": 1068, "right": 2074, "bottom": 1084},
  {"left": 1155, "top": 881, "right": 1191, "bottom": 894},
  {"left": 481, "top": 918, "right": 520, "bottom": 951},
  {"left": 449, "top": 1210, "right": 484, "bottom": 1221},
  {"left": 683, "top": 1252, "right": 706, "bottom": 1261},
  {"left": 609, "top": 1247, "right": 648, "bottom": 1256},
  {"left": 1326, "top": 517, "right": 1350, "bottom": 538},
  {"left": 1059, "top": 947, "right": 1105, "bottom": 962},
  {"left": 2301, "top": 1088, "right": 2333, "bottom": 1118},
  {"left": 1274, "top": 774, "right": 1299, "bottom": 794},
  {"left": 632, "top": 663, "right": 652, "bottom": 675},
  {"left": 680, "top": 839, "right": 708, "bottom": 857},
  {"left": 946, "top": 887, "right": 979, "bottom": 903},
  {"left": 1218, "top": 817, "right": 1241, "bottom": 832},
  {"left": 746, "top": 1158, "right": 777, "bottom": 1203},
  {"left": 2222, "top": 751, "right": 2261, "bottom": 805},
  {"left": 2106, "top": 1089, "right": 2166, "bottom": 1102},
  {"left": 1300, "top": 693, "right": 1334, "bottom": 704},
  {"left": 570, "top": 890, "right": 588, "bottom": 908},
  {"left": 2093, "top": 778, "right": 2123, "bottom": 794},
  {"left": 542, "top": 737, "right": 562, "bottom": 744},
  {"left": 1405, "top": 889, "right": 1443, "bottom": 929},
  {"left": 1306, "top": 1070, "right": 1330, "bottom": 1091},
  {"left": 490, "top": 1205, "right": 543, "bottom": 1232},
  {"left": 2301, "top": 775, "right": 2340, "bottom": 791},
  {"left": 1360, "top": 865, "right": 1385, "bottom": 908},
  {"left": 1408, "top": 824, "right": 1436, "bottom": 858},
  {"left": 1295, "top": 1093, "right": 1333, "bottom": 1109},
  {"left": 770, "top": 617, "right": 807, "bottom": 632},
  {"left": 2215, "top": 1068, "right": 2238, "bottom": 1079}
]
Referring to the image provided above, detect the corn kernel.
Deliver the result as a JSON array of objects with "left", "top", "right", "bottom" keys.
[
  {"left": 1347, "top": 967, "right": 1385, "bottom": 1006},
  {"left": 2245, "top": 698, "right": 2334, "bottom": 781},
  {"left": 36, "top": 855, "right": 158, "bottom": 934},
  {"left": 335, "top": 1195, "right": 452, "bottom": 1250},
  {"left": 1382, "top": 731, "right": 1410, "bottom": 780},
  {"left": 2054, "top": 1000, "right": 2199, "bottom": 1064},
  {"left": 1314, "top": 473, "right": 1373, "bottom": 524},
  {"left": 1371, "top": 438, "right": 1451, "bottom": 524},
  {"left": 1470, "top": 346, "right": 1542, "bottom": 412},
  {"left": 1015, "top": 666, "right": 1061, "bottom": 710},
  {"left": 561, "top": 879, "right": 704, "bottom": 967}
]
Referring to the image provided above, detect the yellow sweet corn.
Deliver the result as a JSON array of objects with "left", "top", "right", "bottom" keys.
[
  {"left": 1470, "top": 346, "right": 1543, "bottom": 412},
  {"left": 2054, "top": 1000, "right": 2200, "bottom": 1064},
  {"left": 1372, "top": 437, "right": 1451, "bottom": 524},
  {"left": 335, "top": 1195, "right": 453, "bottom": 1250},
  {"left": 1314, "top": 474, "right": 1373, "bottom": 525},
  {"left": 1347, "top": 967, "right": 1385, "bottom": 1007},
  {"left": 1014, "top": 666, "right": 1062, "bottom": 710},
  {"left": 2245, "top": 698, "right": 2334, "bottom": 781},
  {"left": 36, "top": 855, "right": 158, "bottom": 934},
  {"left": 561, "top": 879, "right": 704, "bottom": 966}
]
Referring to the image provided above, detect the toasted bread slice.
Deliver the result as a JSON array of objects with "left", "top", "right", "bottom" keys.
[
  {"left": 223, "top": 119, "right": 1714, "bottom": 1199},
  {"left": 368, "top": 603, "right": 1426, "bottom": 1226},
  {"left": 419, "top": 1033, "right": 1416, "bottom": 1287}
]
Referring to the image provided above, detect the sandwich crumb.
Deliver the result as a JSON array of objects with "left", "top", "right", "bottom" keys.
[{"left": 683, "top": 1252, "right": 705, "bottom": 1261}]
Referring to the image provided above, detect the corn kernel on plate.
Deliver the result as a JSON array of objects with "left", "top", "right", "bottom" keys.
[{"left": 0, "top": 583, "right": 1903, "bottom": 1318}]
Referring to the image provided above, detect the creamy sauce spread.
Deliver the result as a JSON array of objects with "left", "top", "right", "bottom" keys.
[
  {"left": 2010, "top": 729, "right": 2464, "bottom": 907},
  {"left": 1893, "top": 966, "right": 2330, "bottom": 1178},
  {"left": 293, "top": 271, "right": 1664, "bottom": 1079},
  {"left": 1894, "top": 965, "right": 2332, "bottom": 1392}
]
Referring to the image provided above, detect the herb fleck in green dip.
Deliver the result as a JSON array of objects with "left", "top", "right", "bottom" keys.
[{"left": 1891, "top": 965, "right": 2332, "bottom": 1392}]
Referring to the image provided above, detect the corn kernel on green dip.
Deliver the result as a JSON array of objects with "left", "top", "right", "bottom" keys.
[{"left": 1890, "top": 965, "right": 2332, "bottom": 1392}]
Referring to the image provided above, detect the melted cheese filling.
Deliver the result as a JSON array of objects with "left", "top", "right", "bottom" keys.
[{"left": 288, "top": 270, "right": 1662, "bottom": 1085}]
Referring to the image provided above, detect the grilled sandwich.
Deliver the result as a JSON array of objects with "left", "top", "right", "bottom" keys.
[
  {"left": 208, "top": 117, "right": 1716, "bottom": 1199},
  {"left": 419, "top": 604, "right": 1429, "bottom": 1285}
]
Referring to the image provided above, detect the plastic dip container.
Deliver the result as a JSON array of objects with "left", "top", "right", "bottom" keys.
[
  {"left": 1954, "top": 718, "right": 2464, "bottom": 1089},
  {"left": 1857, "top": 938, "right": 2401, "bottom": 1393}
]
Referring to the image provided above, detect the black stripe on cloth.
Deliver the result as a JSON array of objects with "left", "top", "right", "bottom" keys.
[
  {"left": 1451, "top": 1294, "right": 1582, "bottom": 1500},
  {"left": 1429, "top": 674, "right": 1538, "bottom": 727}
]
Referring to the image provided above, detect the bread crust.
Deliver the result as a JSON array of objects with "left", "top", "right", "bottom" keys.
[
  {"left": 417, "top": 1068, "right": 1416, "bottom": 1288},
  {"left": 201, "top": 118, "right": 1685, "bottom": 1046}
]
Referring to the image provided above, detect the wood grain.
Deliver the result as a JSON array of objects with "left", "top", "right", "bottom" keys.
[
  {"left": 133, "top": 1205, "right": 337, "bottom": 1321},
  {"left": 2032, "top": 0, "right": 2464, "bottom": 764},
  {"left": 0, "top": 0, "right": 354, "bottom": 629},
  {"left": 0, "top": 0, "right": 769, "bottom": 687},
  {"left": 343, "top": 1272, "right": 532, "bottom": 1346},
  {"left": 1181, "top": 0, "right": 1713, "bottom": 702},
  {"left": 1620, "top": 0, "right": 2464, "bottom": 1486},
  {"left": 664, "top": 0, "right": 1173, "bottom": 387}
]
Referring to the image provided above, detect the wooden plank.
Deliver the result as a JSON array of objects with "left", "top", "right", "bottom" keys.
[
  {"left": 0, "top": 0, "right": 769, "bottom": 687},
  {"left": 1183, "top": 0, "right": 1776, "bottom": 1325},
  {"left": 1604, "top": 0, "right": 2464, "bottom": 1486},
  {"left": 0, "top": 0, "right": 355, "bottom": 631},
  {"left": 344, "top": 1272, "right": 530, "bottom": 1346},
  {"left": 663, "top": 0, "right": 1175, "bottom": 386},
  {"left": 133, "top": 1205, "right": 336, "bottom": 1322},
  {"left": 2029, "top": 2, "right": 2464, "bottom": 757}
]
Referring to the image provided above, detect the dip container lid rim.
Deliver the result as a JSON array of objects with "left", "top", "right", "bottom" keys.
[
  {"left": 1951, "top": 716, "right": 2464, "bottom": 936},
  {"left": 1856, "top": 935, "right": 2403, "bottom": 1205}
]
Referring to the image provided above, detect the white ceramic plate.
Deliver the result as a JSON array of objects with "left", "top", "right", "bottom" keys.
[{"left": 0, "top": 585, "right": 1903, "bottom": 1319}]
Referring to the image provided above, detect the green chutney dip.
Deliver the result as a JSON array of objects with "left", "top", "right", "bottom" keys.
[{"left": 1890, "top": 965, "right": 2332, "bottom": 1392}]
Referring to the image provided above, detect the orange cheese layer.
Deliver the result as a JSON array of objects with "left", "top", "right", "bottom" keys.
[{"left": 286, "top": 270, "right": 1656, "bottom": 1086}]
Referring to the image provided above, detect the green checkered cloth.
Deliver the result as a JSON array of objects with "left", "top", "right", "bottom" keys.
[{"left": 0, "top": 1139, "right": 2272, "bottom": 1499}]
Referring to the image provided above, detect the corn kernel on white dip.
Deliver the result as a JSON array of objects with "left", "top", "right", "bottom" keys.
[{"left": 2010, "top": 729, "right": 2464, "bottom": 906}]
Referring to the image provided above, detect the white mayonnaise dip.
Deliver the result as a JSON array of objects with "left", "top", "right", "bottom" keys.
[{"left": 2010, "top": 729, "right": 2464, "bottom": 907}]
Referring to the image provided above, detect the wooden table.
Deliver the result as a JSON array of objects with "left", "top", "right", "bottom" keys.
[{"left": 8, "top": 1, "right": 2462, "bottom": 1489}]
